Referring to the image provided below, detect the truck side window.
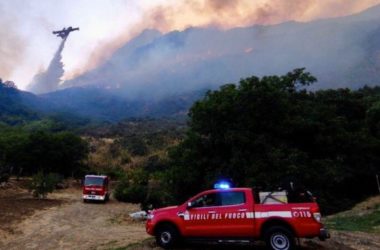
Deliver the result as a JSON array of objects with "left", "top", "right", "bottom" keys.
[
  {"left": 193, "top": 193, "right": 219, "bottom": 207},
  {"left": 219, "top": 191, "right": 245, "bottom": 206}
]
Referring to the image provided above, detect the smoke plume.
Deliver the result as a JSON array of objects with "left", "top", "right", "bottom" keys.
[
  {"left": 64, "top": 1, "right": 380, "bottom": 100},
  {"left": 65, "top": 0, "right": 380, "bottom": 80},
  {"left": 27, "top": 38, "right": 66, "bottom": 94},
  {"left": 0, "top": 5, "right": 26, "bottom": 80}
]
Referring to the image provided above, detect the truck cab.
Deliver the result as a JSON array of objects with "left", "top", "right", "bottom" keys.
[
  {"left": 82, "top": 175, "right": 110, "bottom": 202},
  {"left": 146, "top": 188, "right": 329, "bottom": 250}
]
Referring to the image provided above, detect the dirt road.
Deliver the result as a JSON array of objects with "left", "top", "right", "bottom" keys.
[
  {"left": 0, "top": 184, "right": 149, "bottom": 250},
  {"left": 1, "top": 180, "right": 380, "bottom": 250}
]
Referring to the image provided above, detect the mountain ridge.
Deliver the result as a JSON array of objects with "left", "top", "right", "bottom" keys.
[
  {"left": 0, "top": 82, "right": 204, "bottom": 123},
  {"left": 63, "top": 4, "right": 380, "bottom": 98}
]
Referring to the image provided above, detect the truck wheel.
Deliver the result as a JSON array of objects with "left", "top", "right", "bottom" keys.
[
  {"left": 264, "top": 226, "right": 295, "bottom": 250},
  {"left": 155, "top": 224, "right": 180, "bottom": 249}
]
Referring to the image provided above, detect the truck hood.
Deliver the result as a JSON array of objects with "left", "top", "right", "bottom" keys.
[{"left": 153, "top": 206, "right": 178, "bottom": 214}]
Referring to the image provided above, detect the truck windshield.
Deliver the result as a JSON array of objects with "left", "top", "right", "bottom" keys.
[{"left": 84, "top": 177, "right": 104, "bottom": 186}]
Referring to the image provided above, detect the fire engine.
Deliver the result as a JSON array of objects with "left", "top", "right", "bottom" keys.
[
  {"left": 82, "top": 175, "right": 110, "bottom": 202},
  {"left": 146, "top": 185, "right": 329, "bottom": 250}
]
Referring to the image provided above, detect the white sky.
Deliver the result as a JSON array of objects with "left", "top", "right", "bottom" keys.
[{"left": 1, "top": 0, "right": 380, "bottom": 90}]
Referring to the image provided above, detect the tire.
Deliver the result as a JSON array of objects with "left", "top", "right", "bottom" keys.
[
  {"left": 155, "top": 224, "right": 180, "bottom": 249},
  {"left": 264, "top": 226, "right": 295, "bottom": 250}
]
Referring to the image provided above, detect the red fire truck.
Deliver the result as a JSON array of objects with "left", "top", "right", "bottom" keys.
[
  {"left": 82, "top": 175, "right": 110, "bottom": 202},
  {"left": 146, "top": 187, "right": 329, "bottom": 250}
]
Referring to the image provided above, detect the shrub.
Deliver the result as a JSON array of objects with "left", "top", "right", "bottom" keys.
[
  {"left": 114, "top": 169, "right": 148, "bottom": 203},
  {"left": 142, "top": 185, "right": 171, "bottom": 211},
  {"left": 29, "top": 172, "right": 61, "bottom": 198},
  {"left": 114, "top": 169, "right": 172, "bottom": 210},
  {"left": 114, "top": 178, "right": 147, "bottom": 203}
]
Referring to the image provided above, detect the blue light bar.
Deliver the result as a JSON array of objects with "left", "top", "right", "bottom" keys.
[{"left": 214, "top": 182, "right": 231, "bottom": 189}]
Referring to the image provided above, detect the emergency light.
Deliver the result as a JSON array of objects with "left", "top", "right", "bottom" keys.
[{"left": 214, "top": 181, "right": 231, "bottom": 189}]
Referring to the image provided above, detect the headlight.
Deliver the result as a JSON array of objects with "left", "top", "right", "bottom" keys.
[
  {"left": 313, "top": 212, "right": 321, "bottom": 222},
  {"left": 147, "top": 213, "right": 154, "bottom": 220}
]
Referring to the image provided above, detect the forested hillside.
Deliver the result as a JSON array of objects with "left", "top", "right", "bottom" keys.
[{"left": 0, "top": 79, "right": 39, "bottom": 125}]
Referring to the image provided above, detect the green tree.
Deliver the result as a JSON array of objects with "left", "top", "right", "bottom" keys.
[
  {"left": 0, "top": 128, "right": 88, "bottom": 179},
  {"left": 23, "top": 131, "right": 88, "bottom": 176},
  {"left": 28, "top": 172, "right": 61, "bottom": 198}
]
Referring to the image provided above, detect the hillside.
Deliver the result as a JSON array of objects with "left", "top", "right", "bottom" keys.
[
  {"left": 63, "top": 4, "right": 380, "bottom": 99},
  {"left": 39, "top": 87, "right": 204, "bottom": 122},
  {"left": 0, "top": 81, "right": 40, "bottom": 125},
  {"left": 0, "top": 81, "right": 94, "bottom": 129},
  {"left": 0, "top": 80, "right": 204, "bottom": 123}
]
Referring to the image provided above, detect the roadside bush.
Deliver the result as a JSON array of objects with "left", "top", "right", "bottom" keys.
[
  {"left": 114, "top": 169, "right": 148, "bottom": 203},
  {"left": 114, "top": 169, "right": 172, "bottom": 210},
  {"left": 116, "top": 184, "right": 147, "bottom": 203},
  {"left": 29, "top": 172, "right": 61, "bottom": 198},
  {"left": 114, "top": 179, "right": 147, "bottom": 203},
  {"left": 142, "top": 185, "right": 171, "bottom": 211}
]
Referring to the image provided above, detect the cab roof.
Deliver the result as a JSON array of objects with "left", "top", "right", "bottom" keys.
[
  {"left": 85, "top": 175, "right": 108, "bottom": 178},
  {"left": 210, "top": 187, "right": 252, "bottom": 192}
]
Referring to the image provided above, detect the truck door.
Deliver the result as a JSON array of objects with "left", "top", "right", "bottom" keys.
[
  {"left": 183, "top": 190, "right": 254, "bottom": 237},
  {"left": 216, "top": 190, "right": 254, "bottom": 237},
  {"left": 181, "top": 192, "right": 218, "bottom": 237}
]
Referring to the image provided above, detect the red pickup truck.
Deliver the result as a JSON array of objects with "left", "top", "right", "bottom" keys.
[{"left": 146, "top": 187, "right": 329, "bottom": 250}]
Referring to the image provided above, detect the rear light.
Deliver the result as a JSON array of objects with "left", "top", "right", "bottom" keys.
[{"left": 313, "top": 212, "right": 322, "bottom": 223}]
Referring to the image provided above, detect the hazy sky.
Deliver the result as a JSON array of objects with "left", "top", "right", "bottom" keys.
[{"left": 1, "top": 0, "right": 380, "bottom": 90}]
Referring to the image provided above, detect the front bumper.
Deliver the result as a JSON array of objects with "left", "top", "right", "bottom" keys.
[
  {"left": 319, "top": 228, "right": 330, "bottom": 241},
  {"left": 83, "top": 194, "right": 106, "bottom": 201},
  {"left": 146, "top": 220, "right": 154, "bottom": 235}
]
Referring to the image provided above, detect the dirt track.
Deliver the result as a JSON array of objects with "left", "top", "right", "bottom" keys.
[
  {"left": 0, "top": 184, "right": 149, "bottom": 250},
  {"left": 1, "top": 181, "right": 380, "bottom": 250}
]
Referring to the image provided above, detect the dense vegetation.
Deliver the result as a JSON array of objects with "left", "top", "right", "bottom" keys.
[
  {"left": 115, "top": 69, "right": 380, "bottom": 214},
  {"left": 83, "top": 118, "right": 185, "bottom": 178},
  {"left": 0, "top": 126, "right": 88, "bottom": 178},
  {"left": 163, "top": 69, "right": 380, "bottom": 213}
]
